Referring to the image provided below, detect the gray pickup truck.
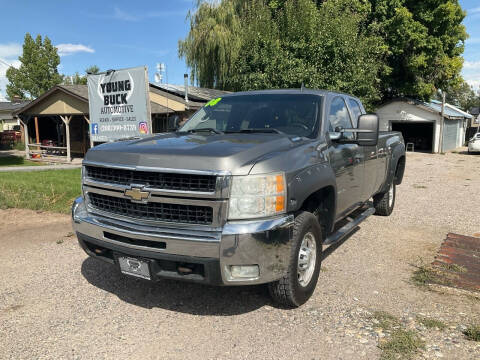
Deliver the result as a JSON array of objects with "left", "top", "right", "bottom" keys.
[{"left": 72, "top": 89, "right": 405, "bottom": 307}]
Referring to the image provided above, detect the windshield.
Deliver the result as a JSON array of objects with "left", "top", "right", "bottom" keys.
[{"left": 180, "top": 94, "right": 322, "bottom": 138}]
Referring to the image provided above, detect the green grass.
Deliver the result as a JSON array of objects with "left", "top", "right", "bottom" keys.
[
  {"left": 0, "top": 155, "right": 43, "bottom": 167},
  {"left": 379, "top": 329, "right": 425, "bottom": 360},
  {"left": 0, "top": 169, "right": 81, "bottom": 214},
  {"left": 463, "top": 325, "right": 480, "bottom": 342},
  {"left": 417, "top": 316, "right": 447, "bottom": 330}
]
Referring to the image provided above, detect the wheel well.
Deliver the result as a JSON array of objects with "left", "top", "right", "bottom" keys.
[
  {"left": 394, "top": 156, "right": 406, "bottom": 185},
  {"left": 299, "top": 186, "right": 335, "bottom": 235}
]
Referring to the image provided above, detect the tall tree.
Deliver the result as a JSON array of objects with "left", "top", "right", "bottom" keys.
[
  {"left": 367, "top": 0, "right": 467, "bottom": 100},
  {"left": 180, "top": 0, "right": 387, "bottom": 109},
  {"left": 6, "top": 33, "right": 62, "bottom": 99}
]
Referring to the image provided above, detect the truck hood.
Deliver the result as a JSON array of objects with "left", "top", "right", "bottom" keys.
[{"left": 84, "top": 132, "right": 302, "bottom": 175}]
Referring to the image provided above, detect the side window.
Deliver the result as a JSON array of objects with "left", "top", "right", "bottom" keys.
[
  {"left": 328, "top": 97, "right": 354, "bottom": 140},
  {"left": 348, "top": 99, "right": 363, "bottom": 128}
]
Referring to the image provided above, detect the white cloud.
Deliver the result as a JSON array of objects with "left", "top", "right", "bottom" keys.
[
  {"left": 466, "top": 79, "right": 480, "bottom": 91},
  {"left": 0, "top": 42, "right": 22, "bottom": 100},
  {"left": 56, "top": 43, "right": 95, "bottom": 56},
  {"left": 0, "top": 43, "right": 22, "bottom": 59},
  {"left": 464, "top": 61, "right": 480, "bottom": 70},
  {"left": 469, "top": 6, "right": 480, "bottom": 14}
]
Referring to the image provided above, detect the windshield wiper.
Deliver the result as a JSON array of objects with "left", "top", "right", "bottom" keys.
[
  {"left": 225, "top": 128, "right": 286, "bottom": 135},
  {"left": 186, "top": 128, "right": 224, "bottom": 135}
]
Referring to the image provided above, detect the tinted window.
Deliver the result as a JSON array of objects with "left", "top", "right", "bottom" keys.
[
  {"left": 182, "top": 94, "right": 322, "bottom": 138},
  {"left": 328, "top": 97, "right": 354, "bottom": 140},
  {"left": 348, "top": 99, "right": 362, "bottom": 128}
]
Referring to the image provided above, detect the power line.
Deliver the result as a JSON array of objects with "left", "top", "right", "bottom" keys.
[{"left": 0, "top": 58, "right": 13, "bottom": 68}]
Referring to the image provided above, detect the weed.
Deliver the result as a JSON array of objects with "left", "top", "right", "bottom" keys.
[
  {"left": 412, "top": 184, "right": 427, "bottom": 189},
  {"left": 440, "top": 263, "right": 467, "bottom": 273},
  {"left": 463, "top": 325, "right": 480, "bottom": 342},
  {"left": 417, "top": 316, "right": 447, "bottom": 330},
  {"left": 411, "top": 265, "right": 439, "bottom": 287},
  {"left": 379, "top": 329, "right": 425, "bottom": 360},
  {"left": 56, "top": 239, "right": 64, "bottom": 244},
  {"left": 373, "top": 311, "right": 400, "bottom": 330}
]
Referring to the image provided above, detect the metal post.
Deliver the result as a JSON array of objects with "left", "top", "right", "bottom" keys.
[{"left": 439, "top": 91, "right": 446, "bottom": 153}]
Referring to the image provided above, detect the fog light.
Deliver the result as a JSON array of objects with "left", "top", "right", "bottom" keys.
[{"left": 230, "top": 265, "right": 259, "bottom": 279}]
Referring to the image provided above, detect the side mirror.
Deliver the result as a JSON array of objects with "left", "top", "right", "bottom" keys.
[
  {"left": 168, "top": 115, "right": 180, "bottom": 131},
  {"left": 357, "top": 114, "right": 379, "bottom": 146}
]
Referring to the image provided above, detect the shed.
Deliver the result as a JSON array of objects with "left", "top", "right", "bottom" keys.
[{"left": 376, "top": 98, "right": 472, "bottom": 153}]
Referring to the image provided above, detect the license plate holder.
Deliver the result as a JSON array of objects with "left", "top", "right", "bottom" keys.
[{"left": 118, "top": 256, "right": 151, "bottom": 280}]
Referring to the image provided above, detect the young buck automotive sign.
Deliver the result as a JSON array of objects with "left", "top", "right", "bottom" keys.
[{"left": 87, "top": 66, "right": 152, "bottom": 142}]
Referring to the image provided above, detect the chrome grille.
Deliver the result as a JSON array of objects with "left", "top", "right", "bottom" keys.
[
  {"left": 88, "top": 193, "right": 214, "bottom": 225},
  {"left": 85, "top": 166, "right": 217, "bottom": 192}
]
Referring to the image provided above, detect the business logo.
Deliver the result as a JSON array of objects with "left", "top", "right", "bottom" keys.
[
  {"left": 124, "top": 187, "right": 150, "bottom": 202},
  {"left": 92, "top": 123, "right": 99, "bottom": 135},
  {"left": 138, "top": 121, "right": 149, "bottom": 134}
]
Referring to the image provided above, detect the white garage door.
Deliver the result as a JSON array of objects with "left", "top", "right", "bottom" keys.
[{"left": 443, "top": 119, "right": 459, "bottom": 151}]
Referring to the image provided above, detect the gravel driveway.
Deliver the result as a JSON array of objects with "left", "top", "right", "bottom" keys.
[{"left": 1, "top": 152, "right": 479, "bottom": 359}]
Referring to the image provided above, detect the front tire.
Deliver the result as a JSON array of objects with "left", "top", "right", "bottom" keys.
[
  {"left": 268, "top": 212, "right": 322, "bottom": 307},
  {"left": 373, "top": 182, "right": 396, "bottom": 216}
]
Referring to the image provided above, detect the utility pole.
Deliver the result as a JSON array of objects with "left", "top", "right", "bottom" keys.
[{"left": 439, "top": 90, "right": 446, "bottom": 153}]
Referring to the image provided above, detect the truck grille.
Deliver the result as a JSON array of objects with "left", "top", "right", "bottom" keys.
[
  {"left": 88, "top": 193, "right": 213, "bottom": 225},
  {"left": 85, "top": 166, "right": 217, "bottom": 192}
]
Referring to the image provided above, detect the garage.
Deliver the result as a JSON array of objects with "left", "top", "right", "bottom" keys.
[
  {"left": 376, "top": 98, "right": 472, "bottom": 153},
  {"left": 391, "top": 122, "right": 434, "bottom": 152}
]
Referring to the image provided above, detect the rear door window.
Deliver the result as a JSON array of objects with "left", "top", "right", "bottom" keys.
[
  {"left": 348, "top": 99, "right": 363, "bottom": 128},
  {"left": 328, "top": 97, "right": 354, "bottom": 140}
]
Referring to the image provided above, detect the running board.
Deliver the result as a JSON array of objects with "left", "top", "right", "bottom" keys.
[{"left": 323, "top": 207, "right": 375, "bottom": 246}]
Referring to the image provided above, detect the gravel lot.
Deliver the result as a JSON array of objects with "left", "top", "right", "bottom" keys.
[{"left": 1, "top": 152, "right": 480, "bottom": 359}]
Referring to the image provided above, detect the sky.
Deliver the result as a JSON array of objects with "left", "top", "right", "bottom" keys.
[{"left": 0, "top": 0, "right": 479, "bottom": 102}]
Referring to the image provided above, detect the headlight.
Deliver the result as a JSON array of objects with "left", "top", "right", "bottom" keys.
[{"left": 228, "top": 173, "right": 286, "bottom": 220}]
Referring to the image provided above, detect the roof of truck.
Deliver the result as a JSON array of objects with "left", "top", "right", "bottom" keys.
[{"left": 225, "top": 88, "right": 358, "bottom": 99}]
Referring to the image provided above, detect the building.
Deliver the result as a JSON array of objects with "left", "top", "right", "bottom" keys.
[
  {"left": 14, "top": 84, "right": 227, "bottom": 161},
  {"left": 467, "top": 106, "right": 480, "bottom": 140},
  {"left": 0, "top": 100, "right": 30, "bottom": 132},
  {"left": 376, "top": 98, "right": 472, "bottom": 153}
]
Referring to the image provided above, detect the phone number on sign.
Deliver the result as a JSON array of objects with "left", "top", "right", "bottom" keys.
[{"left": 99, "top": 124, "right": 137, "bottom": 132}]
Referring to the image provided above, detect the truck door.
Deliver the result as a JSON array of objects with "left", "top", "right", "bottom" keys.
[
  {"left": 346, "top": 98, "right": 377, "bottom": 201},
  {"left": 326, "top": 96, "right": 364, "bottom": 217}
]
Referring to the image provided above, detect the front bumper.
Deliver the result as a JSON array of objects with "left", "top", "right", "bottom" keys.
[{"left": 72, "top": 197, "right": 294, "bottom": 285}]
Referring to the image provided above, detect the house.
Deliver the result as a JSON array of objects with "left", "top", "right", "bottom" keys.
[
  {"left": 14, "top": 83, "right": 228, "bottom": 161},
  {"left": 0, "top": 100, "right": 30, "bottom": 132},
  {"left": 376, "top": 98, "right": 472, "bottom": 153}
]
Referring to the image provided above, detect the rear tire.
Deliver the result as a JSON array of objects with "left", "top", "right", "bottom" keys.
[
  {"left": 373, "top": 182, "right": 395, "bottom": 216},
  {"left": 268, "top": 211, "right": 322, "bottom": 307}
]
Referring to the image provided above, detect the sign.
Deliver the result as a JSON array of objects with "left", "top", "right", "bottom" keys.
[{"left": 87, "top": 66, "right": 152, "bottom": 142}]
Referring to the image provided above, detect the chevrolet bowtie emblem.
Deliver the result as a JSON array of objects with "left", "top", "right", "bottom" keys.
[{"left": 124, "top": 187, "right": 150, "bottom": 202}]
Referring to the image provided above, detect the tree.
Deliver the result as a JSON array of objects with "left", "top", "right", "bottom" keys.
[
  {"left": 179, "top": 0, "right": 387, "bottom": 109},
  {"left": 367, "top": 0, "right": 468, "bottom": 100},
  {"left": 438, "top": 81, "right": 480, "bottom": 110},
  {"left": 62, "top": 65, "right": 101, "bottom": 85},
  {"left": 6, "top": 33, "right": 62, "bottom": 99}
]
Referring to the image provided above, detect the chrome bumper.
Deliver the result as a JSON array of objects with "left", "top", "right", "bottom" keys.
[{"left": 72, "top": 197, "right": 294, "bottom": 285}]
